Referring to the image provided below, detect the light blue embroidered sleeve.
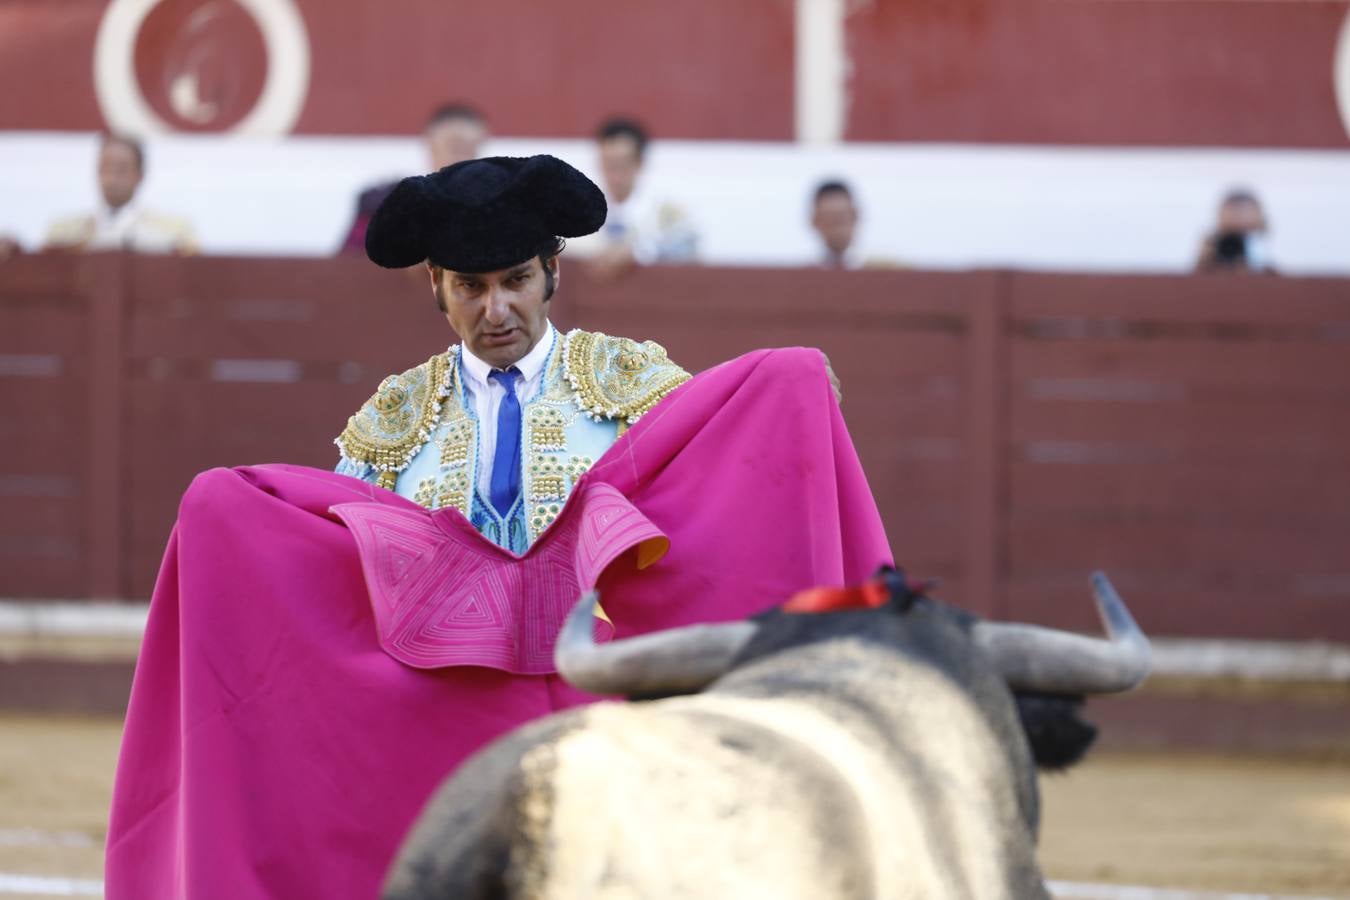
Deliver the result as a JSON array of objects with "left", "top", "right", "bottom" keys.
[{"left": 335, "top": 455, "right": 377, "bottom": 483}]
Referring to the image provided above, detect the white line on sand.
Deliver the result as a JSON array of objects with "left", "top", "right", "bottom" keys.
[
  {"left": 4, "top": 602, "right": 1348, "bottom": 683},
  {"left": 0, "top": 829, "right": 95, "bottom": 848},
  {"left": 0, "top": 874, "right": 1341, "bottom": 899},
  {"left": 0, "top": 873, "right": 103, "bottom": 896},
  {"left": 1050, "top": 880, "right": 1347, "bottom": 900},
  {"left": 0, "top": 602, "right": 146, "bottom": 637}
]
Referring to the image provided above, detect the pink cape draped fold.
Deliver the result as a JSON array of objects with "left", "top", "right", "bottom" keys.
[
  {"left": 105, "top": 347, "right": 892, "bottom": 899},
  {"left": 330, "top": 480, "right": 669, "bottom": 672}
]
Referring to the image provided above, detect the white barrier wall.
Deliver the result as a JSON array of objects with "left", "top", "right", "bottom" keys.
[{"left": 2, "top": 132, "right": 1348, "bottom": 274}]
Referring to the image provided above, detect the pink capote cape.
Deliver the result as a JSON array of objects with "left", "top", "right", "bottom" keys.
[{"left": 105, "top": 348, "right": 892, "bottom": 900}]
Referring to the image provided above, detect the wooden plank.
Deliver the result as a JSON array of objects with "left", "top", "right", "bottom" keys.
[
  {"left": 1010, "top": 437, "right": 1349, "bottom": 469},
  {"left": 0, "top": 555, "right": 86, "bottom": 599},
  {"left": 0, "top": 266, "right": 89, "bottom": 589},
  {"left": 1089, "top": 692, "right": 1350, "bottom": 754},
  {"left": 1004, "top": 581, "right": 1350, "bottom": 642},
  {"left": 126, "top": 254, "right": 427, "bottom": 311},
  {"left": 128, "top": 315, "right": 452, "bottom": 363},
  {"left": 962, "top": 281, "right": 1006, "bottom": 618},
  {"left": 574, "top": 265, "right": 984, "bottom": 320},
  {"left": 1007, "top": 520, "right": 1350, "bottom": 573},
  {"left": 842, "top": 409, "right": 965, "bottom": 449},
  {"left": 0, "top": 495, "right": 83, "bottom": 536},
  {"left": 1010, "top": 395, "right": 1350, "bottom": 448},
  {"left": 1009, "top": 460, "right": 1350, "bottom": 520},
  {"left": 579, "top": 327, "right": 966, "bottom": 380},
  {"left": 127, "top": 508, "right": 184, "bottom": 599},
  {"left": 0, "top": 308, "right": 86, "bottom": 354},
  {"left": 1010, "top": 339, "right": 1350, "bottom": 390},
  {"left": 127, "top": 381, "right": 363, "bottom": 450},
  {"left": 0, "top": 255, "right": 82, "bottom": 297},
  {"left": 0, "top": 381, "right": 87, "bottom": 445},
  {"left": 80, "top": 254, "right": 124, "bottom": 600},
  {"left": 1008, "top": 271, "right": 1350, "bottom": 326},
  {"left": 0, "top": 441, "right": 86, "bottom": 475},
  {"left": 885, "top": 516, "right": 963, "bottom": 562},
  {"left": 128, "top": 438, "right": 339, "bottom": 472},
  {"left": 0, "top": 659, "right": 135, "bottom": 714},
  {"left": 0, "top": 446, "right": 85, "bottom": 598},
  {"left": 125, "top": 254, "right": 446, "bottom": 361},
  {"left": 0, "top": 445, "right": 84, "bottom": 477},
  {"left": 856, "top": 449, "right": 966, "bottom": 481},
  {"left": 854, "top": 392, "right": 966, "bottom": 443}
]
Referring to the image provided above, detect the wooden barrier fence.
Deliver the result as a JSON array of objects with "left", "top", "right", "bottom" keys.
[{"left": 2, "top": 253, "right": 1348, "bottom": 641}]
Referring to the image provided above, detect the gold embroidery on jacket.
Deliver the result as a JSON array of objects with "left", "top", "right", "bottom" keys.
[
  {"left": 413, "top": 477, "right": 437, "bottom": 508},
  {"left": 439, "top": 418, "right": 473, "bottom": 468},
  {"left": 435, "top": 469, "right": 471, "bottom": 516},
  {"left": 562, "top": 330, "right": 690, "bottom": 424},
  {"left": 335, "top": 350, "right": 454, "bottom": 490},
  {"left": 530, "top": 455, "right": 568, "bottom": 502},
  {"left": 528, "top": 406, "right": 568, "bottom": 451},
  {"left": 530, "top": 502, "right": 564, "bottom": 535},
  {"left": 566, "top": 455, "right": 595, "bottom": 482}
]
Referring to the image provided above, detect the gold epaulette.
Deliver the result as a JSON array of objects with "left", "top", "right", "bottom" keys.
[
  {"left": 561, "top": 329, "right": 691, "bottom": 424},
  {"left": 335, "top": 351, "right": 453, "bottom": 489}
]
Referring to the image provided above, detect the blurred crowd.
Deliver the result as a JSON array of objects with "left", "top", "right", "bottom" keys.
[{"left": 0, "top": 101, "right": 1280, "bottom": 277}]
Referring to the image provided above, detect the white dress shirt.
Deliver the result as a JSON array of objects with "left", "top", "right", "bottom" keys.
[
  {"left": 458, "top": 322, "right": 557, "bottom": 498},
  {"left": 566, "top": 189, "right": 699, "bottom": 264},
  {"left": 44, "top": 201, "right": 197, "bottom": 253}
]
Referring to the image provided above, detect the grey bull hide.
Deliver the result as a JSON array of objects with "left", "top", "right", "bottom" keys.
[{"left": 383, "top": 571, "right": 1150, "bottom": 900}]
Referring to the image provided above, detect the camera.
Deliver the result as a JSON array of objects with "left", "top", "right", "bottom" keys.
[{"left": 1213, "top": 230, "right": 1248, "bottom": 266}]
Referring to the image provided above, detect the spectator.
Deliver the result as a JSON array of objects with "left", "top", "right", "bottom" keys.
[
  {"left": 44, "top": 134, "right": 197, "bottom": 254},
  {"left": 1195, "top": 187, "right": 1274, "bottom": 274},
  {"left": 0, "top": 235, "right": 20, "bottom": 262},
  {"left": 338, "top": 102, "right": 488, "bottom": 254},
  {"left": 810, "top": 179, "right": 861, "bottom": 269},
  {"left": 568, "top": 116, "right": 699, "bottom": 280}
]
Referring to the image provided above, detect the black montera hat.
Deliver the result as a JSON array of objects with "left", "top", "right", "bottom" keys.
[{"left": 365, "top": 154, "right": 607, "bottom": 272}]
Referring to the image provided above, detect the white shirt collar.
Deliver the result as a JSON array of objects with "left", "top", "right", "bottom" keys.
[
  {"left": 97, "top": 201, "right": 139, "bottom": 230},
  {"left": 459, "top": 321, "right": 556, "bottom": 390},
  {"left": 821, "top": 246, "right": 863, "bottom": 271}
]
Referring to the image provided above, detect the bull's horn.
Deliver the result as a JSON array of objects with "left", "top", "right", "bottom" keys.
[
  {"left": 554, "top": 592, "right": 758, "bottom": 696},
  {"left": 972, "top": 572, "right": 1151, "bottom": 694}
]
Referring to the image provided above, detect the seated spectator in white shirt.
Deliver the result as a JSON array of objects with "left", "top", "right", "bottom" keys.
[
  {"left": 568, "top": 117, "right": 699, "bottom": 281},
  {"left": 45, "top": 134, "right": 197, "bottom": 254},
  {"left": 810, "top": 179, "right": 863, "bottom": 270}
]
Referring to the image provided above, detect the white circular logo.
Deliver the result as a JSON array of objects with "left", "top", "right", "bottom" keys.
[{"left": 94, "top": 0, "right": 311, "bottom": 136}]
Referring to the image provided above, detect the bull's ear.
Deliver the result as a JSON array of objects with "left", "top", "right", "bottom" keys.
[{"left": 1014, "top": 692, "right": 1098, "bottom": 771}]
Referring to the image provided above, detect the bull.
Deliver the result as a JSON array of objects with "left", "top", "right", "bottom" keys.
[{"left": 383, "top": 570, "right": 1150, "bottom": 900}]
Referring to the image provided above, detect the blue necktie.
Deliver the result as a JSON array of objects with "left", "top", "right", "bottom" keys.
[{"left": 488, "top": 367, "right": 522, "bottom": 517}]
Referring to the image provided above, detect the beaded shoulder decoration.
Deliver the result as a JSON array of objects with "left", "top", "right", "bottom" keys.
[
  {"left": 335, "top": 330, "right": 688, "bottom": 492},
  {"left": 334, "top": 350, "right": 455, "bottom": 489},
  {"left": 562, "top": 329, "right": 690, "bottom": 424}
]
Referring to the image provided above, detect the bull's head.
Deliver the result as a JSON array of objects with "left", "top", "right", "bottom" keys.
[
  {"left": 383, "top": 574, "right": 1149, "bottom": 898},
  {"left": 556, "top": 571, "right": 1149, "bottom": 701}
]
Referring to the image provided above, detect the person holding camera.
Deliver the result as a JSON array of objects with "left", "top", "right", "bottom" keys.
[{"left": 1195, "top": 187, "right": 1275, "bottom": 274}]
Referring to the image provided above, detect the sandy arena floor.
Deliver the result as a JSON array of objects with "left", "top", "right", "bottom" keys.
[{"left": 1, "top": 713, "right": 1348, "bottom": 899}]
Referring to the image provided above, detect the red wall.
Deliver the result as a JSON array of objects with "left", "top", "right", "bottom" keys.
[
  {"left": 845, "top": 0, "right": 1350, "bottom": 147},
  {"left": 0, "top": 0, "right": 1346, "bottom": 146}
]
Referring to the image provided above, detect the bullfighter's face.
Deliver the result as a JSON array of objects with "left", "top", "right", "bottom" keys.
[{"left": 431, "top": 255, "right": 557, "bottom": 370}]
